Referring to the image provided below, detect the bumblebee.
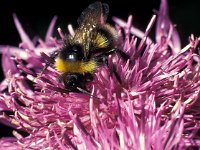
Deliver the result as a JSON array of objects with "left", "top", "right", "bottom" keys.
[{"left": 46, "top": 1, "right": 122, "bottom": 92}]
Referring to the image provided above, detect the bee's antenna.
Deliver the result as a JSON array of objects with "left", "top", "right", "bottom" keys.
[
  {"left": 39, "top": 63, "right": 49, "bottom": 77},
  {"left": 38, "top": 51, "right": 59, "bottom": 76}
]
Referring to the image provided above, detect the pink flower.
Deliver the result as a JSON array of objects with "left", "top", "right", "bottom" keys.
[{"left": 0, "top": 0, "right": 200, "bottom": 149}]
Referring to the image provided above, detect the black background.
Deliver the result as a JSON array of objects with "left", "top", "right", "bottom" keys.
[
  {"left": 0, "top": 0, "right": 200, "bottom": 138},
  {"left": 0, "top": 0, "right": 199, "bottom": 46}
]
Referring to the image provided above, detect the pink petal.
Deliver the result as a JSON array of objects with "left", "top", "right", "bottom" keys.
[
  {"left": 45, "top": 16, "right": 57, "bottom": 42},
  {"left": 68, "top": 24, "right": 75, "bottom": 37},
  {"left": 13, "top": 14, "right": 35, "bottom": 50},
  {"left": 0, "top": 45, "right": 28, "bottom": 59},
  {"left": 113, "top": 16, "right": 153, "bottom": 44},
  {"left": 156, "top": 0, "right": 181, "bottom": 53},
  {"left": 1, "top": 47, "right": 18, "bottom": 77}
]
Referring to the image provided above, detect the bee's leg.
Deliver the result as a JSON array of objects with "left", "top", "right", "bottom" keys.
[
  {"left": 95, "top": 48, "right": 130, "bottom": 63},
  {"left": 95, "top": 48, "right": 116, "bottom": 65},
  {"left": 39, "top": 50, "right": 59, "bottom": 76},
  {"left": 112, "top": 48, "right": 131, "bottom": 84},
  {"left": 57, "top": 76, "right": 96, "bottom": 99},
  {"left": 111, "top": 49, "right": 132, "bottom": 85},
  {"left": 110, "top": 64, "right": 122, "bottom": 84},
  {"left": 76, "top": 73, "right": 99, "bottom": 98},
  {"left": 95, "top": 53, "right": 121, "bottom": 84},
  {"left": 115, "top": 48, "right": 130, "bottom": 61},
  {"left": 96, "top": 48, "right": 130, "bottom": 85}
]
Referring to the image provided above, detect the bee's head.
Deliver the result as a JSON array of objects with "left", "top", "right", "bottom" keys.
[
  {"left": 60, "top": 44, "right": 84, "bottom": 62},
  {"left": 62, "top": 73, "right": 84, "bottom": 91}
]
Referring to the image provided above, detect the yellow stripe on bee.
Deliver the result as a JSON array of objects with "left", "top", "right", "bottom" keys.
[
  {"left": 95, "top": 33, "right": 108, "bottom": 48},
  {"left": 55, "top": 57, "right": 97, "bottom": 74}
]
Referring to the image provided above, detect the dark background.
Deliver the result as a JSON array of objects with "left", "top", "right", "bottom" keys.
[
  {"left": 0, "top": 0, "right": 199, "bottom": 46},
  {"left": 0, "top": 0, "right": 200, "bottom": 138}
]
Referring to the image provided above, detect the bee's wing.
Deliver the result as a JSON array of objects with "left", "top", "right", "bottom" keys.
[
  {"left": 73, "top": 2, "right": 109, "bottom": 58},
  {"left": 77, "top": 1, "right": 109, "bottom": 25}
]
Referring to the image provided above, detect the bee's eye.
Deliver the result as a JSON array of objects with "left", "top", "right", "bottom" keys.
[
  {"left": 67, "top": 53, "right": 78, "bottom": 61},
  {"left": 60, "top": 44, "right": 84, "bottom": 61}
]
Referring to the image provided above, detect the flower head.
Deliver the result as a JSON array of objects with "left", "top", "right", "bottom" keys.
[{"left": 0, "top": 0, "right": 200, "bottom": 149}]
